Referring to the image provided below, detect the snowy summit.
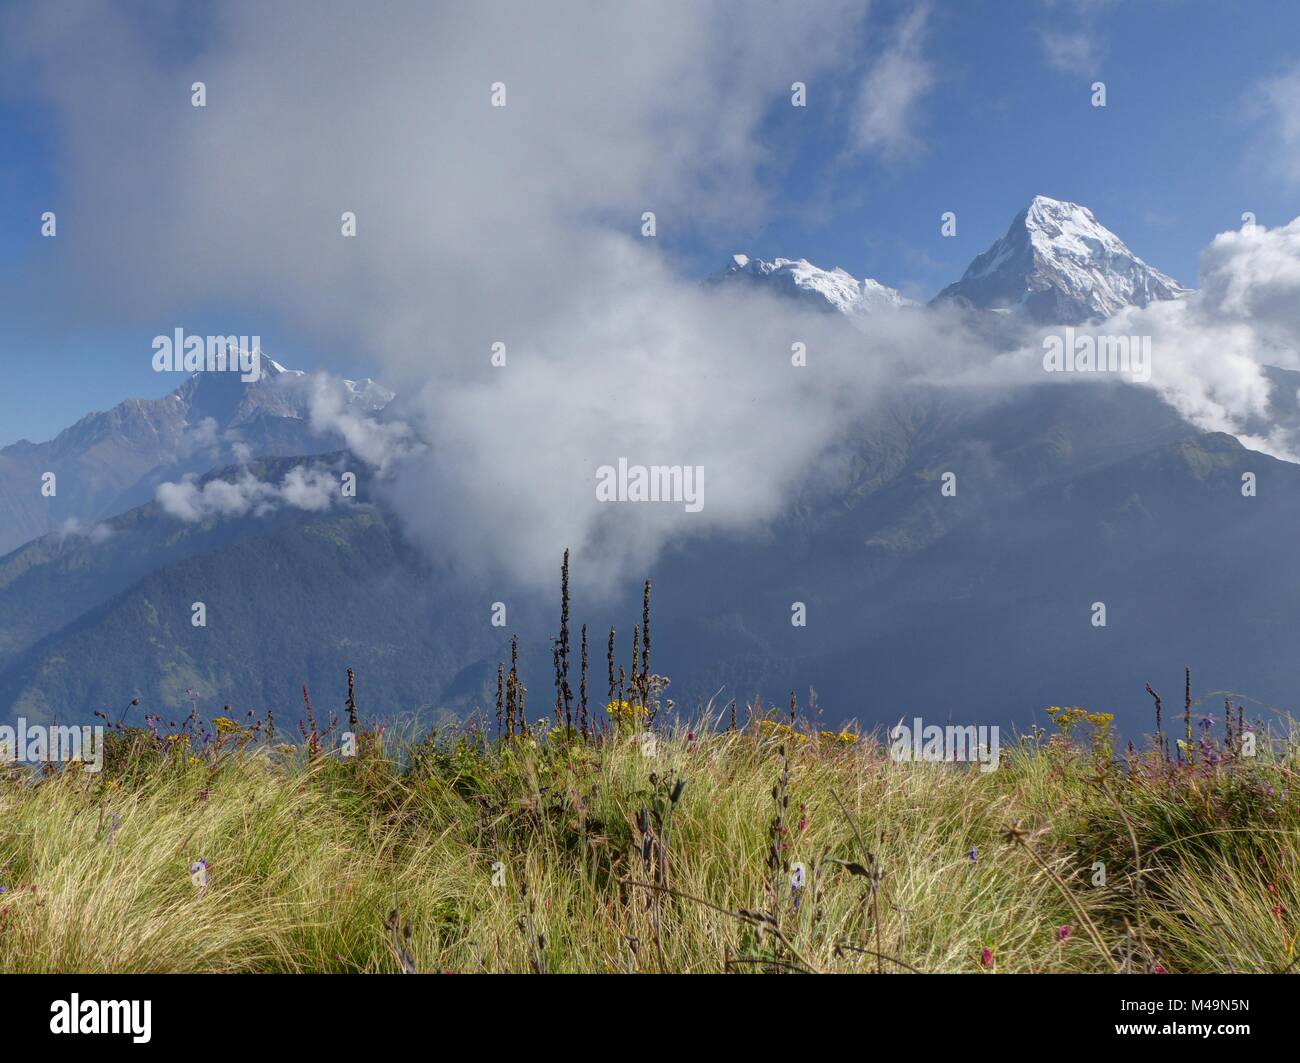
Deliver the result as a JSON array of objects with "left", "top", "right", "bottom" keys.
[{"left": 932, "top": 195, "right": 1191, "bottom": 324}]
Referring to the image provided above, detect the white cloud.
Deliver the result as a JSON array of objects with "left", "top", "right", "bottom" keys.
[
  {"left": 1038, "top": 0, "right": 1112, "bottom": 77},
  {"left": 307, "top": 375, "right": 419, "bottom": 474},
  {"left": 57, "top": 518, "right": 115, "bottom": 544},
  {"left": 1040, "top": 29, "right": 1100, "bottom": 76},
  {"left": 849, "top": 3, "right": 934, "bottom": 160},
  {"left": 1197, "top": 218, "right": 1300, "bottom": 350},
  {"left": 0, "top": 0, "right": 871, "bottom": 355},
  {"left": 156, "top": 465, "right": 343, "bottom": 522},
  {"left": 1253, "top": 65, "right": 1300, "bottom": 187}
]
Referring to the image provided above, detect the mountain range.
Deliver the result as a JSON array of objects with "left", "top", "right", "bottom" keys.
[
  {"left": 3, "top": 196, "right": 1295, "bottom": 736},
  {"left": 718, "top": 194, "right": 1190, "bottom": 325},
  {"left": 0, "top": 358, "right": 391, "bottom": 557}
]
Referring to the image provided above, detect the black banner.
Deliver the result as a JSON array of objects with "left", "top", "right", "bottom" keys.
[{"left": 0, "top": 973, "right": 1281, "bottom": 1048}]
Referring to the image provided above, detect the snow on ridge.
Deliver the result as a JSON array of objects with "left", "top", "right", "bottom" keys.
[{"left": 714, "top": 253, "right": 915, "bottom": 317}]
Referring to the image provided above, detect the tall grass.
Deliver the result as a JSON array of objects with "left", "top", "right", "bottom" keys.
[{"left": 1, "top": 703, "right": 1297, "bottom": 973}]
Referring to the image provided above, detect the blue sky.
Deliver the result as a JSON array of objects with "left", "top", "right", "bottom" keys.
[{"left": 1, "top": 0, "right": 1298, "bottom": 448}]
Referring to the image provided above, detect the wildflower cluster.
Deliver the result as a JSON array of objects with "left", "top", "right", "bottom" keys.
[
  {"left": 757, "top": 719, "right": 805, "bottom": 743},
  {"left": 161, "top": 732, "right": 203, "bottom": 766},
  {"left": 1045, "top": 706, "right": 1114, "bottom": 733},
  {"left": 212, "top": 716, "right": 251, "bottom": 738},
  {"left": 605, "top": 700, "right": 649, "bottom": 724},
  {"left": 1046, "top": 705, "right": 1115, "bottom": 759}
]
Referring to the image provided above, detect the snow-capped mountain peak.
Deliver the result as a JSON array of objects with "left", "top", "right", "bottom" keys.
[
  {"left": 340, "top": 376, "right": 396, "bottom": 412},
  {"left": 257, "top": 355, "right": 302, "bottom": 379},
  {"left": 254, "top": 354, "right": 392, "bottom": 412},
  {"left": 934, "top": 195, "right": 1192, "bottom": 323},
  {"left": 711, "top": 253, "right": 915, "bottom": 318},
  {"left": 179, "top": 350, "right": 393, "bottom": 426}
]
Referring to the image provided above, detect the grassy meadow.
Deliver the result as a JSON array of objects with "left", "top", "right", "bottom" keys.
[{"left": 1, "top": 689, "right": 1297, "bottom": 974}]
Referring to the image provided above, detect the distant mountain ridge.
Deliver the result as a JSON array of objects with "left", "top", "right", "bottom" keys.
[
  {"left": 0, "top": 358, "right": 392, "bottom": 556},
  {"left": 709, "top": 253, "right": 916, "bottom": 320}
]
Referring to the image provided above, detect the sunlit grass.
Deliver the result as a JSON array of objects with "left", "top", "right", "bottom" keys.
[{"left": 0, "top": 709, "right": 1296, "bottom": 973}]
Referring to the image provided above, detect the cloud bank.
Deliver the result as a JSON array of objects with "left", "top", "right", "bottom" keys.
[{"left": 157, "top": 464, "right": 344, "bottom": 523}]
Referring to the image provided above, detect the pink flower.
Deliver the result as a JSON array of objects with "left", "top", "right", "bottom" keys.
[
  {"left": 1056, "top": 925, "right": 1072, "bottom": 942},
  {"left": 1153, "top": 964, "right": 1168, "bottom": 974},
  {"left": 979, "top": 948, "right": 994, "bottom": 969}
]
